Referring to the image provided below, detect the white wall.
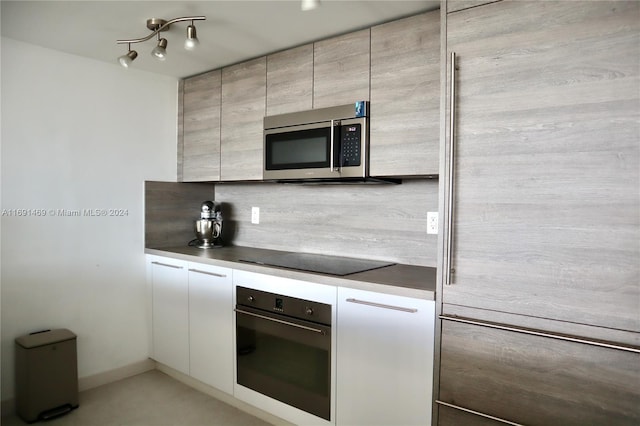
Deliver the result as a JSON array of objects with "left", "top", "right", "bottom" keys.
[{"left": 0, "top": 37, "right": 177, "bottom": 400}]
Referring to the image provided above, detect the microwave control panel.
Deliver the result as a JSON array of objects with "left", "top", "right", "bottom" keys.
[{"left": 341, "top": 124, "right": 361, "bottom": 167}]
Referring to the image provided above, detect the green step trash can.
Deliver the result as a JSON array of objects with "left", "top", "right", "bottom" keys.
[{"left": 15, "top": 329, "right": 79, "bottom": 423}]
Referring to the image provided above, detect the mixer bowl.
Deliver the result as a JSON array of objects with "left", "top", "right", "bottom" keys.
[
  {"left": 195, "top": 219, "right": 214, "bottom": 247},
  {"left": 194, "top": 219, "right": 222, "bottom": 248}
]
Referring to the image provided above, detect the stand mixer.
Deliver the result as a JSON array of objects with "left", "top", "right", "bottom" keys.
[{"left": 192, "top": 201, "right": 223, "bottom": 249}]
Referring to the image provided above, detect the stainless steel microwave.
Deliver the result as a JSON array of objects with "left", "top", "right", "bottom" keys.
[{"left": 263, "top": 101, "right": 370, "bottom": 182}]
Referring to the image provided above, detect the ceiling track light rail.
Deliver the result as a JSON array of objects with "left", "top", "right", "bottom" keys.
[{"left": 116, "top": 16, "right": 205, "bottom": 68}]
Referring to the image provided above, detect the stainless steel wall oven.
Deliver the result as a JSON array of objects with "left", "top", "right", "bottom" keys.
[{"left": 235, "top": 286, "right": 332, "bottom": 420}]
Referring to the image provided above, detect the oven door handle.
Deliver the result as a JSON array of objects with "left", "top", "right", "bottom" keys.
[{"left": 235, "top": 308, "right": 326, "bottom": 335}]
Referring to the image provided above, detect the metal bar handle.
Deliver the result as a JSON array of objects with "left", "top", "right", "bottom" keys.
[
  {"left": 440, "top": 315, "right": 640, "bottom": 354},
  {"left": 151, "top": 261, "right": 183, "bottom": 269},
  {"left": 235, "top": 308, "right": 326, "bottom": 335},
  {"left": 188, "top": 268, "right": 227, "bottom": 278},
  {"left": 330, "top": 119, "right": 335, "bottom": 171},
  {"left": 346, "top": 298, "right": 418, "bottom": 313},
  {"left": 446, "top": 51, "right": 457, "bottom": 286},
  {"left": 436, "top": 400, "right": 525, "bottom": 426}
]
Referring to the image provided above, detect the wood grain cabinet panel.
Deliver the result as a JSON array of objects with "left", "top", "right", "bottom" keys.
[
  {"left": 438, "top": 320, "right": 640, "bottom": 425},
  {"left": 447, "top": 0, "right": 501, "bottom": 13},
  {"left": 370, "top": 11, "right": 440, "bottom": 177},
  {"left": 266, "top": 44, "right": 313, "bottom": 116},
  {"left": 180, "top": 70, "right": 221, "bottom": 182},
  {"left": 313, "top": 29, "right": 370, "bottom": 108},
  {"left": 444, "top": 0, "right": 640, "bottom": 332},
  {"left": 438, "top": 405, "right": 505, "bottom": 426},
  {"left": 221, "top": 57, "right": 266, "bottom": 181}
]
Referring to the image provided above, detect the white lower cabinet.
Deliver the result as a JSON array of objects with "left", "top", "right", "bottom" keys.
[
  {"left": 188, "top": 263, "right": 234, "bottom": 394},
  {"left": 149, "top": 257, "right": 435, "bottom": 425},
  {"left": 149, "top": 256, "right": 234, "bottom": 394},
  {"left": 149, "top": 256, "right": 190, "bottom": 375},
  {"left": 336, "top": 287, "right": 435, "bottom": 426}
]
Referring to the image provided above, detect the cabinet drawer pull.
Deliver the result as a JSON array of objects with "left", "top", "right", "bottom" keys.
[
  {"left": 151, "top": 261, "right": 183, "bottom": 269},
  {"left": 445, "top": 51, "right": 457, "bottom": 286},
  {"left": 440, "top": 315, "right": 640, "bottom": 354},
  {"left": 346, "top": 298, "right": 418, "bottom": 313},
  {"left": 188, "top": 268, "right": 227, "bottom": 278},
  {"left": 436, "top": 400, "right": 524, "bottom": 426}
]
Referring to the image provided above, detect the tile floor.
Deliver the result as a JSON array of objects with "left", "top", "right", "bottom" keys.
[{"left": 2, "top": 370, "right": 273, "bottom": 426}]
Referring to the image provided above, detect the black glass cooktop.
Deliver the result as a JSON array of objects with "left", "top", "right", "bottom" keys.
[{"left": 240, "top": 252, "right": 395, "bottom": 276}]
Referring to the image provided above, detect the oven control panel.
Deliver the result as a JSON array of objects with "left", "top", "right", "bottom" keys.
[{"left": 237, "top": 286, "right": 331, "bottom": 326}]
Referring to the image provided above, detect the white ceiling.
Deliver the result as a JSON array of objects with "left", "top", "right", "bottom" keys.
[{"left": 1, "top": 1, "right": 439, "bottom": 78}]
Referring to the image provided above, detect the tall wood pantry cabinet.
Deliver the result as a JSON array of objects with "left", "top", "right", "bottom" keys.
[{"left": 437, "top": 0, "right": 640, "bottom": 424}]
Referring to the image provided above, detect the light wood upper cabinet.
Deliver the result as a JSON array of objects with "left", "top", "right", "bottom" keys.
[
  {"left": 266, "top": 44, "right": 313, "bottom": 116},
  {"left": 444, "top": 0, "right": 640, "bottom": 332},
  {"left": 178, "top": 13, "right": 442, "bottom": 181},
  {"left": 370, "top": 11, "right": 440, "bottom": 177},
  {"left": 447, "top": 0, "right": 500, "bottom": 13},
  {"left": 221, "top": 57, "right": 266, "bottom": 181},
  {"left": 180, "top": 70, "right": 221, "bottom": 182},
  {"left": 313, "top": 29, "right": 370, "bottom": 108}
]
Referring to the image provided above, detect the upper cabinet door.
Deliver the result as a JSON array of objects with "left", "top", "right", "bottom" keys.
[
  {"left": 180, "top": 70, "right": 222, "bottom": 182},
  {"left": 444, "top": 1, "right": 640, "bottom": 332},
  {"left": 447, "top": 0, "right": 500, "bottom": 13},
  {"left": 266, "top": 44, "right": 313, "bottom": 116},
  {"left": 221, "top": 57, "right": 266, "bottom": 181},
  {"left": 313, "top": 29, "right": 370, "bottom": 108},
  {"left": 370, "top": 11, "right": 440, "bottom": 177}
]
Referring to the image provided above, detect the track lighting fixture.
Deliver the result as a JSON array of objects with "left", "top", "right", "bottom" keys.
[{"left": 116, "top": 16, "right": 205, "bottom": 68}]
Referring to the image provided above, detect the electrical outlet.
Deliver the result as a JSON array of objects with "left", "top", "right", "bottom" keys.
[
  {"left": 251, "top": 207, "right": 260, "bottom": 224},
  {"left": 427, "top": 212, "right": 438, "bottom": 235}
]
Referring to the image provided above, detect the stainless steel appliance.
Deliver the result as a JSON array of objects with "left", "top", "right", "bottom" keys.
[
  {"left": 191, "top": 201, "right": 223, "bottom": 249},
  {"left": 235, "top": 286, "right": 332, "bottom": 420},
  {"left": 264, "top": 101, "right": 396, "bottom": 183}
]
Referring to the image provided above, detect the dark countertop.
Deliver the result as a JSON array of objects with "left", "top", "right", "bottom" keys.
[{"left": 145, "top": 245, "right": 436, "bottom": 301}]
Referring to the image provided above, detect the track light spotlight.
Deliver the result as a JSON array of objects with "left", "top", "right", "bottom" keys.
[
  {"left": 118, "top": 46, "right": 138, "bottom": 68},
  {"left": 184, "top": 23, "right": 199, "bottom": 51},
  {"left": 151, "top": 37, "right": 168, "bottom": 61},
  {"left": 116, "top": 16, "right": 205, "bottom": 68}
]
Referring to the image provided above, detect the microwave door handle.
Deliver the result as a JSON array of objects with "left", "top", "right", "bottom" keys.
[
  {"left": 330, "top": 119, "right": 335, "bottom": 171},
  {"left": 331, "top": 120, "right": 341, "bottom": 173}
]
